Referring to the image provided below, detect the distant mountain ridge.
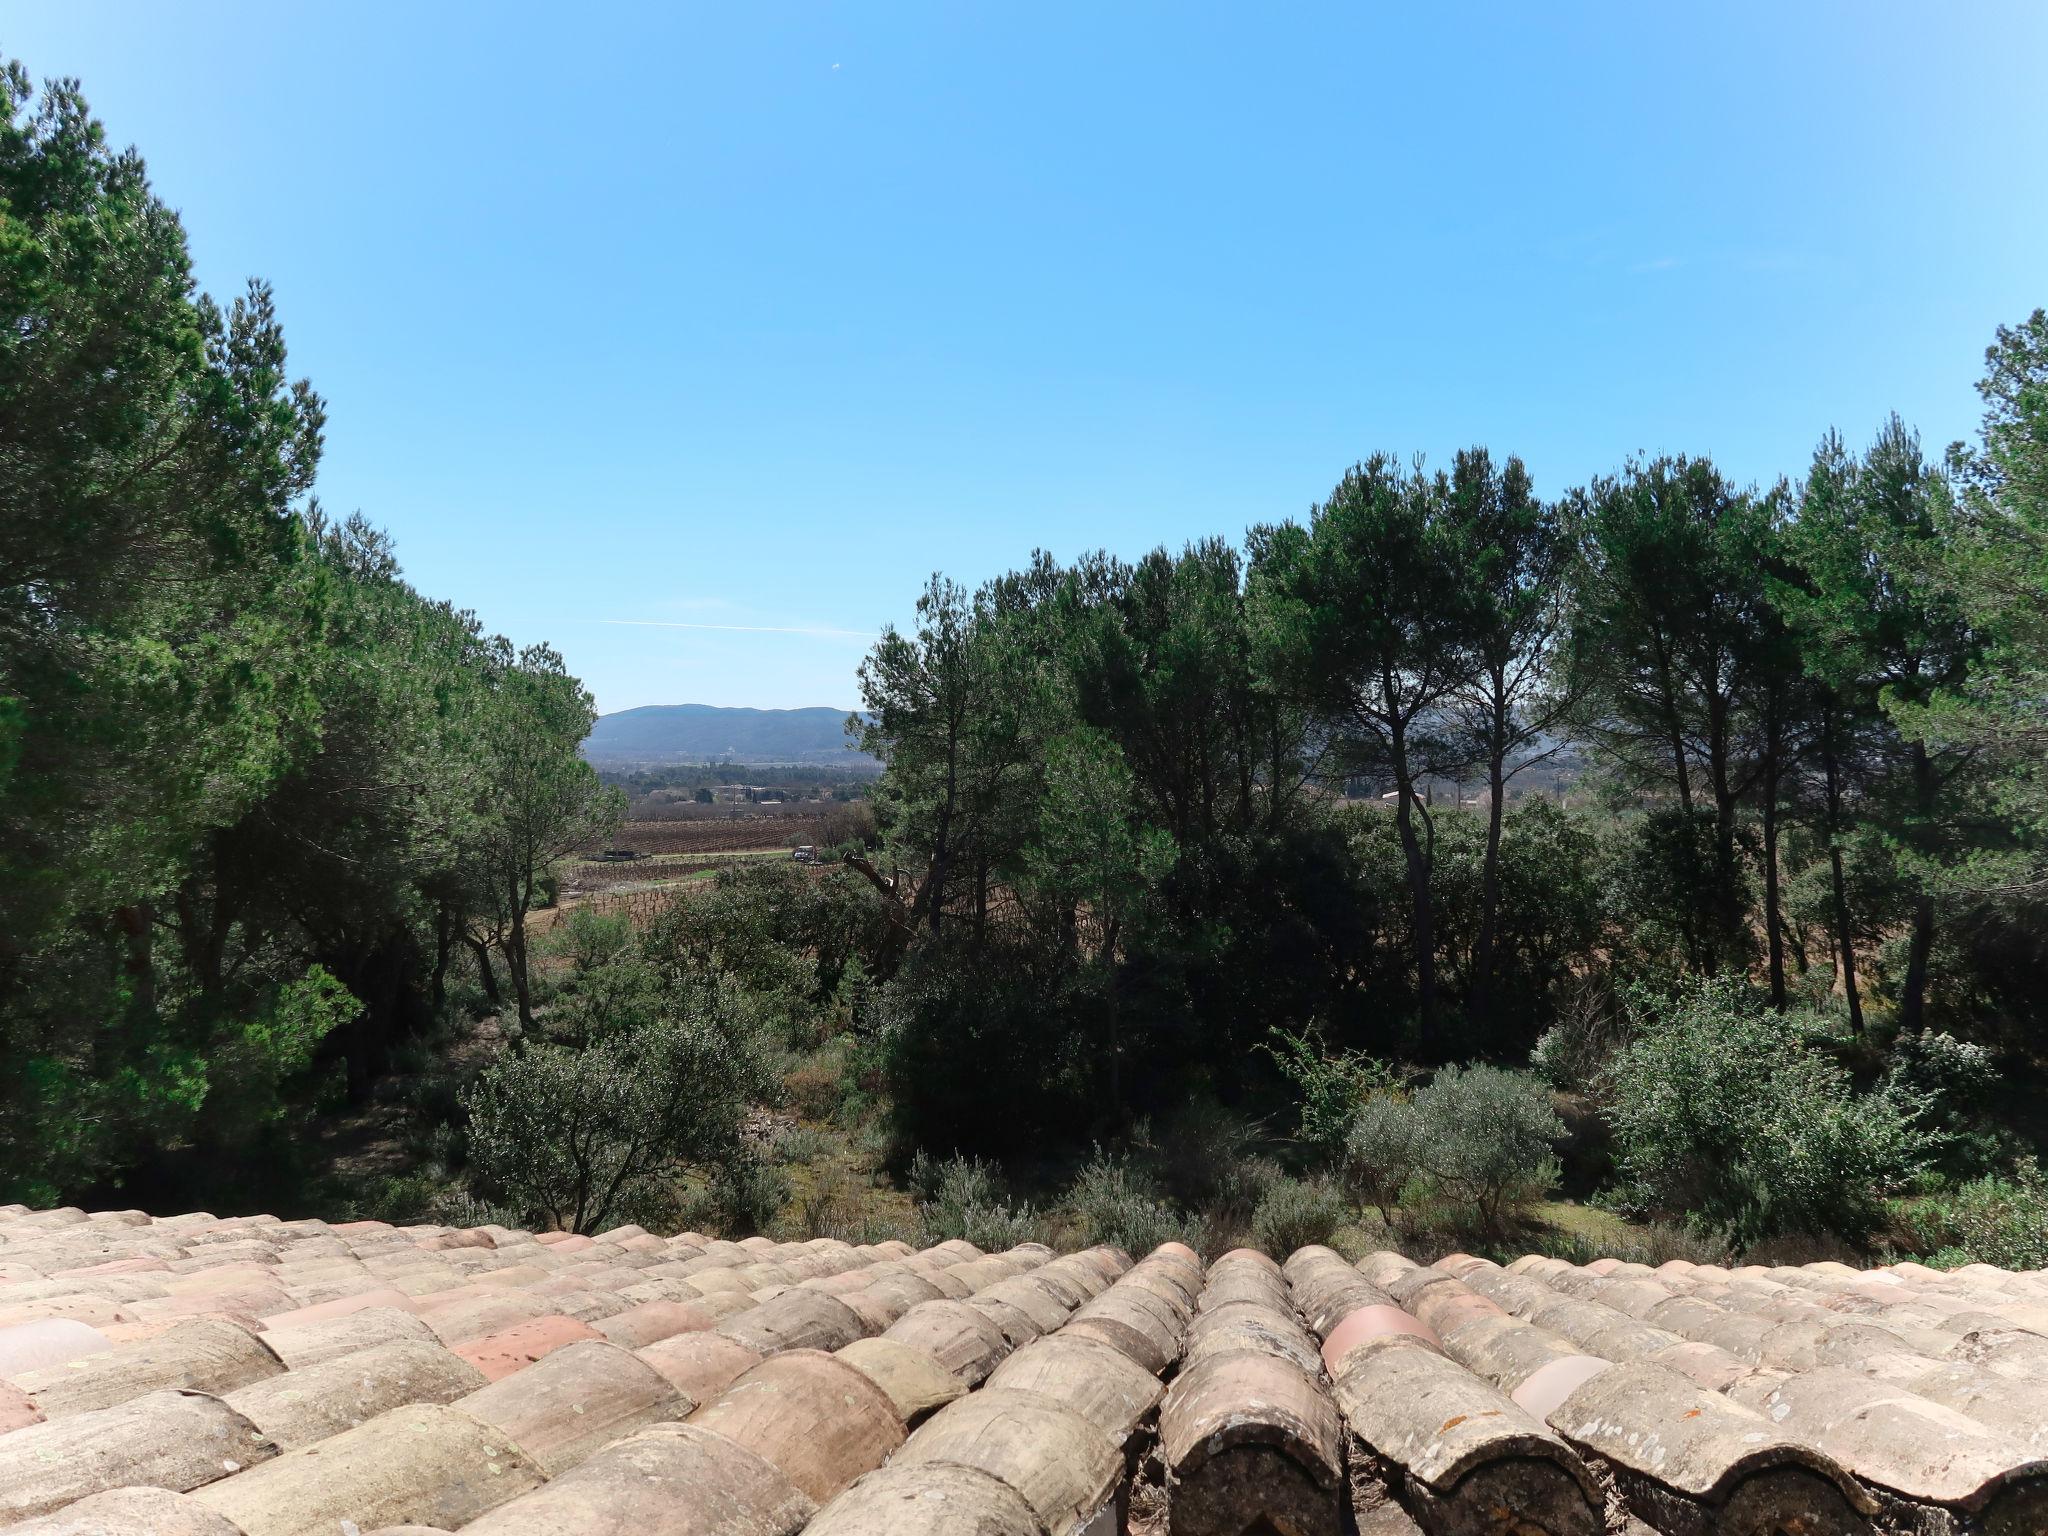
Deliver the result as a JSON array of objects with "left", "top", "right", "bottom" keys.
[{"left": 583, "top": 703, "right": 874, "bottom": 766}]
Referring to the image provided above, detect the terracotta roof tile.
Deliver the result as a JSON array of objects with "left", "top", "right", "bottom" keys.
[
  {"left": 462, "top": 1422, "right": 814, "bottom": 1536},
  {"left": 451, "top": 1314, "right": 605, "bottom": 1382},
  {"left": 261, "top": 1304, "right": 438, "bottom": 1369},
  {"left": 892, "top": 1386, "right": 1121, "bottom": 1536},
  {"left": 8, "top": 1205, "right": 2048, "bottom": 1534},
  {"left": 688, "top": 1349, "right": 905, "bottom": 1504},
  {"left": 590, "top": 1296, "right": 713, "bottom": 1349},
  {"left": 834, "top": 1336, "right": 966, "bottom": 1427},
  {"left": 11, "top": 1316, "right": 282, "bottom": 1417},
  {"left": 0, "top": 1388, "right": 278, "bottom": 1522},
  {"left": 634, "top": 1329, "right": 763, "bottom": 1403},
  {"left": 984, "top": 1331, "right": 1161, "bottom": 1449},
  {"left": 803, "top": 1460, "right": 1040, "bottom": 1536},
  {"left": 716, "top": 1289, "right": 868, "bottom": 1356},
  {"left": 0, "top": 1318, "right": 111, "bottom": 1378},
  {"left": 456, "top": 1338, "right": 685, "bottom": 1475},
  {"left": 192, "top": 1400, "right": 544, "bottom": 1536},
  {"left": 0, "top": 1484, "right": 246, "bottom": 1535},
  {"left": 898, "top": 1290, "right": 1034, "bottom": 1380},
  {"left": 1548, "top": 1360, "right": 1874, "bottom": 1535},
  {"left": 1727, "top": 1365, "right": 2048, "bottom": 1522},
  {"left": 223, "top": 1337, "right": 485, "bottom": 1448}
]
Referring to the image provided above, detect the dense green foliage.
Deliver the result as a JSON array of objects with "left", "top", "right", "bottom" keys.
[
  {"left": 842, "top": 301, "right": 2048, "bottom": 1247},
  {"left": 463, "top": 974, "right": 765, "bottom": 1235},
  {"left": 0, "top": 68, "right": 615, "bottom": 1205},
  {"left": 1601, "top": 981, "right": 1935, "bottom": 1245}
]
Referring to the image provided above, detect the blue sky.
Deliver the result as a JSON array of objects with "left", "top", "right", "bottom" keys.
[{"left": 12, "top": 4, "right": 2045, "bottom": 713}]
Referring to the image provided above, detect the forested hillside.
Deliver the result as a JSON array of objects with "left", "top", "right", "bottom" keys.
[
  {"left": 583, "top": 704, "right": 875, "bottom": 766},
  {"left": 6, "top": 61, "right": 2047, "bottom": 1267}
]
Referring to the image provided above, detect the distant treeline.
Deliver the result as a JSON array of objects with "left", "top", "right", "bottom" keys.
[
  {"left": 849, "top": 315, "right": 2048, "bottom": 1155},
  {"left": 0, "top": 68, "right": 617, "bottom": 1203}
]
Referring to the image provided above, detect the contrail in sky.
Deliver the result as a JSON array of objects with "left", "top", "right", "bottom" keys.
[{"left": 581, "top": 618, "right": 878, "bottom": 639}]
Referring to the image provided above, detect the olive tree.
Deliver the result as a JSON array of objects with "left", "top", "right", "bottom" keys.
[{"left": 463, "top": 980, "right": 765, "bottom": 1233}]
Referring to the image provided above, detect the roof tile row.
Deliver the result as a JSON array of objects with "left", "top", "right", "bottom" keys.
[{"left": 4, "top": 1203, "right": 2048, "bottom": 1534}]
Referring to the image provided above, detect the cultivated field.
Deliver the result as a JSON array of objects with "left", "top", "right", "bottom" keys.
[{"left": 581, "top": 815, "right": 825, "bottom": 857}]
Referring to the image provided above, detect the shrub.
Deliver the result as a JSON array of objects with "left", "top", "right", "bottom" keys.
[
  {"left": 910, "top": 1152, "right": 1043, "bottom": 1247},
  {"left": 1600, "top": 979, "right": 1938, "bottom": 1247},
  {"left": 1345, "top": 1063, "right": 1561, "bottom": 1229},
  {"left": 1890, "top": 1159, "right": 2048, "bottom": 1270},
  {"left": 779, "top": 1162, "right": 891, "bottom": 1242},
  {"left": 1885, "top": 1030, "right": 2007, "bottom": 1177},
  {"left": 1146, "top": 1097, "right": 1268, "bottom": 1205},
  {"left": 877, "top": 939, "right": 1095, "bottom": 1158},
  {"left": 1062, "top": 1149, "right": 1200, "bottom": 1256},
  {"left": 1602, "top": 807, "right": 1754, "bottom": 977},
  {"left": 1344, "top": 1093, "right": 1427, "bottom": 1223},
  {"left": 1520, "top": 1220, "right": 1731, "bottom": 1267},
  {"left": 562, "top": 908, "right": 635, "bottom": 974},
  {"left": 1528, "top": 977, "right": 1627, "bottom": 1091},
  {"left": 909, "top": 1149, "right": 998, "bottom": 1204},
  {"left": 1264, "top": 1026, "right": 1395, "bottom": 1158},
  {"left": 712, "top": 1155, "right": 791, "bottom": 1235},
  {"left": 1886, "top": 1030, "right": 1998, "bottom": 1106},
  {"left": 782, "top": 1053, "right": 844, "bottom": 1122},
  {"left": 1250, "top": 1177, "right": 1348, "bottom": 1255},
  {"left": 772, "top": 1123, "right": 831, "bottom": 1165},
  {"left": 953, "top": 1201, "right": 1052, "bottom": 1251},
  {"left": 1408, "top": 1064, "right": 1563, "bottom": 1225}
]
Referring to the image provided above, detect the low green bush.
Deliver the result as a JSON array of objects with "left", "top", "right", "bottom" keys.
[
  {"left": 1250, "top": 1177, "right": 1347, "bottom": 1255},
  {"left": 910, "top": 1152, "right": 1044, "bottom": 1247},
  {"left": 1345, "top": 1062, "right": 1561, "bottom": 1229},
  {"left": 1061, "top": 1149, "right": 1200, "bottom": 1256},
  {"left": 463, "top": 979, "right": 765, "bottom": 1234},
  {"left": 772, "top": 1123, "right": 831, "bottom": 1166},
  {"left": 1344, "top": 1092, "right": 1426, "bottom": 1223},
  {"left": 1889, "top": 1159, "right": 2048, "bottom": 1270},
  {"left": 1519, "top": 1221, "right": 1731, "bottom": 1267},
  {"left": 711, "top": 1155, "right": 791, "bottom": 1235}
]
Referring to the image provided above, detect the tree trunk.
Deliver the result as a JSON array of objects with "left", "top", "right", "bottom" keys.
[
  {"left": 974, "top": 851, "right": 989, "bottom": 940},
  {"left": 1466, "top": 696, "right": 1508, "bottom": 1033},
  {"left": 1651, "top": 631, "right": 1694, "bottom": 812},
  {"left": 1899, "top": 742, "right": 1938, "bottom": 1032},
  {"left": 1762, "top": 747, "right": 1786, "bottom": 1011},
  {"left": 114, "top": 901, "right": 156, "bottom": 1023},
  {"left": 431, "top": 904, "right": 454, "bottom": 1017},
  {"left": 926, "top": 727, "right": 959, "bottom": 937},
  {"left": 1785, "top": 912, "right": 1809, "bottom": 974},
  {"left": 1901, "top": 893, "right": 1935, "bottom": 1032},
  {"left": 1102, "top": 915, "right": 1122, "bottom": 1132},
  {"left": 466, "top": 934, "right": 502, "bottom": 1006},
  {"left": 1821, "top": 725, "right": 1864, "bottom": 1035},
  {"left": 1708, "top": 746, "right": 1743, "bottom": 972},
  {"left": 1390, "top": 722, "right": 1436, "bottom": 1022},
  {"left": 505, "top": 913, "right": 533, "bottom": 1037}
]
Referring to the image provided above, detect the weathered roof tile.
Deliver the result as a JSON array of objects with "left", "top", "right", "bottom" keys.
[
  {"left": 190, "top": 1401, "right": 544, "bottom": 1536},
  {"left": 0, "top": 1388, "right": 278, "bottom": 1522},
  {"left": 456, "top": 1337, "right": 685, "bottom": 1475},
  {"left": 223, "top": 1337, "right": 485, "bottom": 1448},
  {"left": 688, "top": 1349, "right": 905, "bottom": 1504}
]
